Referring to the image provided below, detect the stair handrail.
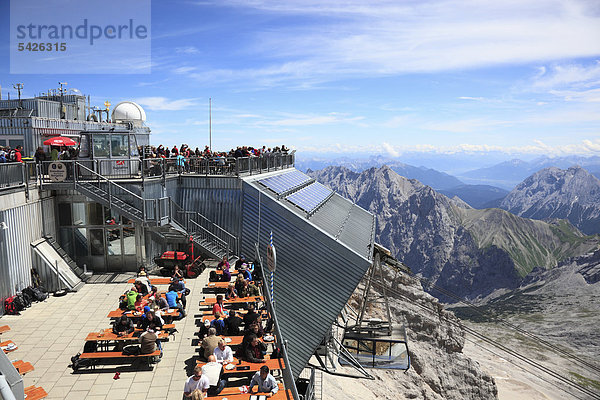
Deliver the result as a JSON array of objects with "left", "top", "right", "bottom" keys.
[
  {"left": 75, "top": 162, "right": 161, "bottom": 224},
  {"left": 189, "top": 219, "right": 231, "bottom": 259}
]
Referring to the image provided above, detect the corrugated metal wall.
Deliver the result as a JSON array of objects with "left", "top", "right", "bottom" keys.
[
  {"left": 0, "top": 196, "right": 54, "bottom": 315},
  {"left": 240, "top": 182, "right": 372, "bottom": 379},
  {"left": 179, "top": 176, "right": 243, "bottom": 238}
]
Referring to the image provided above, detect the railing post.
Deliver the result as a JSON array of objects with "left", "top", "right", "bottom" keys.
[
  {"left": 108, "top": 182, "right": 112, "bottom": 210},
  {"left": 155, "top": 198, "right": 159, "bottom": 223}
]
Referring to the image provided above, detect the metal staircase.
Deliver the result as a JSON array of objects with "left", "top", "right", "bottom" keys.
[{"left": 43, "top": 162, "right": 238, "bottom": 262}]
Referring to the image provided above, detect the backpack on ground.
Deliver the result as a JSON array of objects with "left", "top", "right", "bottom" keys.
[
  {"left": 31, "top": 287, "right": 48, "bottom": 302},
  {"left": 209, "top": 270, "right": 219, "bottom": 282},
  {"left": 122, "top": 345, "right": 140, "bottom": 356},
  {"left": 70, "top": 353, "right": 94, "bottom": 372},
  {"left": 4, "top": 296, "right": 18, "bottom": 315},
  {"left": 12, "top": 294, "right": 27, "bottom": 311}
]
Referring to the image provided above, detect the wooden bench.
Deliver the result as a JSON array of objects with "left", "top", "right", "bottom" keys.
[
  {"left": 1, "top": 340, "right": 18, "bottom": 353},
  {"left": 0, "top": 325, "right": 10, "bottom": 334},
  {"left": 12, "top": 360, "right": 34, "bottom": 375},
  {"left": 205, "top": 389, "right": 291, "bottom": 400},
  {"left": 79, "top": 350, "right": 162, "bottom": 360},
  {"left": 200, "top": 296, "right": 263, "bottom": 306},
  {"left": 108, "top": 309, "right": 180, "bottom": 319},
  {"left": 24, "top": 385, "right": 48, "bottom": 400}
]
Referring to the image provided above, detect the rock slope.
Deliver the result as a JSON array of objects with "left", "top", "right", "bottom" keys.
[
  {"left": 323, "top": 264, "right": 498, "bottom": 400},
  {"left": 499, "top": 166, "right": 600, "bottom": 235},
  {"left": 309, "top": 166, "right": 600, "bottom": 301}
]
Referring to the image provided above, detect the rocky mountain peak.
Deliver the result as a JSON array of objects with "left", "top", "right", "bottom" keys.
[{"left": 499, "top": 166, "right": 600, "bottom": 234}]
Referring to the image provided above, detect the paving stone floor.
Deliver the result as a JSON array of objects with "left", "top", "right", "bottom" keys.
[{"left": 0, "top": 266, "right": 211, "bottom": 400}]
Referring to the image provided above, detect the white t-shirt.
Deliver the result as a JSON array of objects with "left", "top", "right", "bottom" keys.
[
  {"left": 201, "top": 362, "right": 223, "bottom": 386},
  {"left": 213, "top": 345, "right": 234, "bottom": 362},
  {"left": 184, "top": 375, "right": 210, "bottom": 394}
]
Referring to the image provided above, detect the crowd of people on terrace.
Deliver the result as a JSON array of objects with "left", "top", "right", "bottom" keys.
[
  {"left": 142, "top": 144, "right": 290, "bottom": 160},
  {"left": 103, "top": 253, "right": 279, "bottom": 399}
]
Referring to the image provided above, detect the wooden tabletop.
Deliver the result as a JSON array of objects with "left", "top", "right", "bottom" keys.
[
  {"left": 127, "top": 278, "right": 185, "bottom": 285},
  {"left": 201, "top": 296, "right": 263, "bottom": 306},
  {"left": 107, "top": 309, "right": 180, "bottom": 319},
  {"left": 0, "top": 325, "right": 10, "bottom": 334},
  {"left": 206, "top": 281, "right": 235, "bottom": 288},
  {"left": 85, "top": 329, "right": 168, "bottom": 342},
  {"left": 220, "top": 358, "right": 285, "bottom": 375}
]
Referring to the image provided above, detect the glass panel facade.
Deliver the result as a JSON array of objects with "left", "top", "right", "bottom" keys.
[
  {"left": 72, "top": 203, "right": 87, "bottom": 225},
  {"left": 79, "top": 134, "right": 90, "bottom": 158},
  {"left": 89, "top": 228, "right": 104, "bottom": 256},
  {"left": 58, "top": 203, "right": 71, "bottom": 226},
  {"left": 106, "top": 227, "right": 122, "bottom": 255},
  {"left": 88, "top": 203, "right": 103, "bottom": 225},
  {"left": 92, "top": 134, "right": 109, "bottom": 157}
]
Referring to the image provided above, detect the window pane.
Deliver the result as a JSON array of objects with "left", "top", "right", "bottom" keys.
[
  {"left": 123, "top": 226, "right": 136, "bottom": 255},
  {"left": 58, "top": 228, "right": 73, "bottom": 255},
  {"left": 74, "top": 227, "right": 88, "bottom": 260},
  {"left": 111, "top": 134, "right": 129, "bottom": 157},
  {"left": 107, "top": 228, "right": 122, "bottom": 255},
  {"left": 89, "top": 228, "right": 105, "bottom": 256},
  {"left": 93, "top": 134, "right": 109, "bottom": 157},
  {"left": 58, "top": 203, "right": 72, "bottom": 226},
  {"left": 79, "top": 134, "right": 90, "bottom": 158},
  {"left": 72, "top": 203, "right": 87, "bottom": 225},
  {"left": 87, "top": 203, "right": 103, "bottom": 225}
]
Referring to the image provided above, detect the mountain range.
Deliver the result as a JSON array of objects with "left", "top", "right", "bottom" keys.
[
  {"left": 309, "top": 166, "right": 600, "bottom": 301},
  {"left": 498, "top": 166, "right": 600, "bottom": 235}
]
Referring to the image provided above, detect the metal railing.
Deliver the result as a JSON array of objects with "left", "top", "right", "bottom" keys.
[
  {"left": 0, "top": 162, "right": 26, "bottom": 189},
  {"left": 169, "top": 199, "right": 238, "bottom": 259}
]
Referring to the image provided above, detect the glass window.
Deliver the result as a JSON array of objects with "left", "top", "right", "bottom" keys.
[
  {"left": 122, "top": 226, "right": 136, "bottom": 255},
  {"left": 106, "top": 227, "right": 122, "bottom": 255},
  {"left": 9, "top": 139, "right": 24, "bottom": 149},
  {"left": 87, "top": 203, "right": 103, "bottom": 225},
  {"left": 72, "top": 203, "right": 87, "bottom": 226},
  {"left": 89, "top": 228, "right": 105, "bottom": 256},
  {"left": 58, "top": 203, "right": 72, "bottom": 226},
  {"left": 104, "top": 206, "right": 121, "bottom": 225},
  {"left": 79, "top": 134, "right": 90, "bottom": 158},
  {"left": 92, "top": 134, "right": 109, "bottom": 157},
  {"left": 111, "top": 134, "right": 129, "bottom": 157},
  {"left": 58, "top": 228, "right": 73, "bottom": 256},
  {"left": 130, "top": 135, "right": 139, "bottom": 157},
  {"left": 73, "top": 227, "right": 88, "bottom": 260}
]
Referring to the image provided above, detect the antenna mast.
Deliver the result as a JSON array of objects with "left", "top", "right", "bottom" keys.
[
  {"left": 209, "top": 98, "right": 212, "bottom": 152},
  {"left": 13, "top": 83, "right": 23, "bottom": 108}
]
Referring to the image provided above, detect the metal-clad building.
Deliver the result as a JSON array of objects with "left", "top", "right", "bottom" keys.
[
  {"left": 239, "top": 173, "right": 374, "bottom": 379},
  {"left": 0, "top": 192, "right": 54, "bottom": 314}
]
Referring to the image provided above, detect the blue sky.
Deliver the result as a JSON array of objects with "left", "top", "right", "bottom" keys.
[{"left": 1, "top": 0, "right": 600, "bottom": 161}]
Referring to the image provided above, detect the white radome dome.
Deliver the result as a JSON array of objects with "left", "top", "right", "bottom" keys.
[{"left": 111, "top": 101, "right": 146, "bottom": 125}]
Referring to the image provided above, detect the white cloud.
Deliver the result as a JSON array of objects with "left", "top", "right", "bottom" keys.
[
  {"left": 261, "top": 113, "right": 364, "bottom": 127},
  {"left": 458, "top": 96, "right": 485, "bottom": 101},
  {"left": 532, "top": 61, "right": 600, "bottom": 89},
  {"left": 382, "top": 142, "right": 399, "bottom": 157},
  {"left": 175, "top": 46, "right": 200, "bottom": 54},
  {"left": 135, "top": 97, "right": 200, "bottom": 111},
  {"left": 192, "top": 0, "right": 600, "bottom": 87}
]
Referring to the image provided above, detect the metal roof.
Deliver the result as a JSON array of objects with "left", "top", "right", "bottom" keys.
[{"left": 240, "top": 170, "right": 374, "bottom": 379}]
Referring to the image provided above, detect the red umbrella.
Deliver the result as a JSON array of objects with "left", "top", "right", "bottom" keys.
[{"left": 43, "top": 136, "right": 78, "bottom": 146}]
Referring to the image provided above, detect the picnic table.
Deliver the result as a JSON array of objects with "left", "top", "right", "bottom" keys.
[
  {"left": 0, "top": 325, "right": 10, "bottom": 334},
  {"left": 127, "top": 277, "right": 186, "bottom": 285},
  {"left": 24, "top": 385, "right": 48, "bottom": 400},
  {"left": 201, "top": 296, "right": 263, "bottom": 306},
  {"left": 85, "top": 329, "right": 169, "bottom": 351},
  {"left": 1, "top": 340, "right": 18, "bottom": 353},
  {"left": 220, "top": 357, "right": 285, "bottom": 375}
]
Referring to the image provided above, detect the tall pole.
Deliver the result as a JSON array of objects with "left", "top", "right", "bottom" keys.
[{"left": 209, "top": 98, "right": 212, "bottom": 152}]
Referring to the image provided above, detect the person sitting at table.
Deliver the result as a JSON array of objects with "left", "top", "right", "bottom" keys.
[
  {"left": 172, "top": 265, "right": 184, "bottom": 281},
  {"left": 221, "top": 262, "right": 232, "bottom": 282},
  {"left": 140, "top": 308, "right": 163, "bottom": 332},
  {"left": 125, "top": 286, "right": 138, "bottom": 310},
  {"left": 234, "top": 254, "right": 247, "bottom": 270},
  {"left": 225, "top": 310, "right": 243, "bottom": 335},
  {"left": 201, "top": 327, "right": 221, "bottom": 361},
  {"left": 170, "top": 278, "right": 188, "bottom": 308},
  {"left": 202, "top": 355, "right": 227, "bottom": 396},
  {"left": 216, "top": 255, "right": 229, "bottom": 271},
  {"left": 234, "top": 273, "right": 245, "bottom": 296},
  {"left": 166, "top": 286, "right": 186, "bottom": 319},
  {"left": 184, "top": 365, "right": 210, "bottom": 398},
  {"left": 243, "top": 303, "right": 260, "bottom": 327},
  {"left": 210, "top": 312, "right": 225, "bottom": 335},
  {"left": 112, "top": 315, "right": 134, "bottom": 336},
  {"left": 134, "top": 280, "right": 149, "bottom": 296},
  {"left": 250, "top": 365, "right": 279, "bottom": 397},
  {"left": 156, "top": 293, "right": 169, "bottom": 311},
  {"left": 134, "top": 293, "right": 147, "bottom": 312},
  {"left": 239, "top": 264, "right": 253, "bottom": 281},
  {"left": 139, "top": 328, "right": 158, "bottom": 355},
  {"left": 213, "top": 339, "right": 234, "bottom": 363},
  {"left": 244, "top": 320, "right": 265, "bottom": 339},
  {"left": 247, "top": 281, "right": 260, "bottom": 297},
  {"left": 225, "top": 283, "right": 237, "bottom": 300},
  {"left": 238, "top": 334, "right": 267, "bottom": 363},
  {"left": 135, "top": 272, "right": 152, "bottom": 293},
  {"left": 212, "top": 294, "right": 228, "bottom": 316},
  {"left": 252, "top": 258, "right": 263, "bottom": 284}
]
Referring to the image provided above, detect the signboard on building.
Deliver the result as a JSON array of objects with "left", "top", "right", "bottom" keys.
[
  {"left": 266, "top": 241, "right": 277, "bottom": 273},
  {"left": 48, "top": 162, "right": 67, "bottom": 182}
]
